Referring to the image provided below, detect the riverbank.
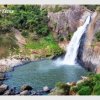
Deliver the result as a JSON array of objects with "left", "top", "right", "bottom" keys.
[
  {"left": 0, "top": 74, "right": 97, "bottom": 95},
  {"left": 0, "top": 83, "right": 51, "bottom": 95},
  {"left": 0, "top": 56, "right": 99, "bottom": 95},
  {"left": 0, "top": 57, "right": 31, "bottom": 73},
  {"left": 0, "top": 56, "right": 32, "bottom": 81}
]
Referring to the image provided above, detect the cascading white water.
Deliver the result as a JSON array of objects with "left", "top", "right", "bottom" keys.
[{"left": 56, "top": 16, "right": 91, "bottom": 65}]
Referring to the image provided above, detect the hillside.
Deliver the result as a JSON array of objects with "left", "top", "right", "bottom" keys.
[{"left": 0, "top": 5, "right": 100, "bottom": 60}]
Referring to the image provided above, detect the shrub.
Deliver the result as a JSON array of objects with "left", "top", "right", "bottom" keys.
[
  {"left": 0, "top": 47, "right": 9, "bottom": 59},
  {"left": 55, "top": 82, "right": 70, "bottom": 95},
  {"left": 93, "top": 82, "right": 100, "bottom": 95},
  {"left": 66, "top": 33, "right": 73, "bottom": 41},
  {"left": 0, "top": 13, "right": 13, "bottom": 33},
  {"left": 76, "top": 74, "right": 100, "bottom": 95},
  {"left": 0, "top": 33, "right": 19, "bottom": 58},
  {"left": 77, "top": 79, "right": 95, "bottom": 90},
  {"left": 56, "top": 82, "right": 69, "bottom": 89},
  {"left": 53, "top": 5, "right": 63, "bottom": 12},
  {"left": 49, "top": 82, "right": 70, "bottom": 95},
  {"left": 70, "top": 86, "right": 78, "bottom": 93},
  {"left": 96, "top": 6, "right": 100, "bottom": 12},
  {"left": 21, "top": 30, "right": 29, "bottom": 38},
  {"left": 85, "top": 5, "right": 98, "bottom": 11},
  {"left": 95, "top": 32, "right": 100, "bottom": 42},
  {"left": 93, "top": 74, "right": 100, "bottom": 81},
  {"left": 78, "top": 86, "right": 92, "bottom": 95}
]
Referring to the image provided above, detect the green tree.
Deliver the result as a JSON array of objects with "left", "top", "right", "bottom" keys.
[{"left": 8, "top": 5, "right": 49, "bottom": 36}]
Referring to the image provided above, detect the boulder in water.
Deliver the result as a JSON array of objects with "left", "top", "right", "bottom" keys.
[
  {"left": 32, "top": 91, "right": 37, "bottom": 95},
  {"left": 21, "top": 85, "right": 32, "bottom": 91},
  {"left": 43, "top": 86, "right": 50, "bottom": 92},
  {"left": 0, "top": 73, "right": 5, "bottom": 80},
  {"left": 4, "top": 89, "right": 15, "bottom": 95},
  {"left": 20, "top": 90, "right": 31, "bottom": 95},
  {"left": 0, "top": 84, "right": 8, "bottom": 95}
]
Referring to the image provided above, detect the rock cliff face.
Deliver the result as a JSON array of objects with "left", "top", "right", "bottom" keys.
[
  {"left": 48, "top": 5, "right": 100, "bottom": 73},
  {"left": 48, "top": 5, "right": 91, "bottom": 40},
  {"left": 78, "top": 12, "right": 100, "bottom": 73}
]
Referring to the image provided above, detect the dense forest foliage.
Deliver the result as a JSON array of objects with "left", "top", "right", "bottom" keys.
[
  {"left": 0, "top": 5, "right": 63, "bottom": 58},
  {"left": 0, "top": 5, "right": 49, "bottom": 35},
  {"left": 0, "top": 5, "right": 100, "bottom": 59}
]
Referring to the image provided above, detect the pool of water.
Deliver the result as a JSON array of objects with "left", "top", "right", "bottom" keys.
[{"left": 4, "top": 59, "right": 88, "bottom": 91}]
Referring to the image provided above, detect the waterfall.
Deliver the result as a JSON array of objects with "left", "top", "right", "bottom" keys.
[{"left": 56, "top": 16, "right": 91, "bottom": 65}]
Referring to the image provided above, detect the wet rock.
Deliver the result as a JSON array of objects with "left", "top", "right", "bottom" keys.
[
  {"left": 32, "top": 91, "right": 37, "bottom": 95},
  {"left": 35, "top": 90, "right": 44, "bottom": 95},
  {"left": 0, "top": 81, "right": 3, "bottom": 85},
  {"left": 0, "top": 84, "right": 8, "bottom": 95},
  {"left": 76, "top": 80, "right": 84, "bottom": 84},
  {"left": 21, "top": 85, "right": 32, "bottom": 91},
  {"left": 0, "top": 73, "right": 5, "bottom": 80},
  {"left": 20, "top": 90, "right": 31, "bottom": 95},
  {"left": 81, "top": 76, "right": 89, "bottom": 80},
  {"left": 66, "top": 82, "right": 76, "bottom": 86},
  {"left": 52, "top": 52, "right": 65, "bottom": 60},
  {"left": 4, "top": 90, "right": 11, "bottom": 95},
  {"left": 43, "top": 86, "right": 50, "bottom": 93},
  {"left": 4, "top": 89, "right": 15, "bottom": 95}
]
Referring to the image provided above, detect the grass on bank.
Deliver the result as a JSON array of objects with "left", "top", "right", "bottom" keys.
[{"left": 25, "top": 33, "right": 63, "bottom": 56}]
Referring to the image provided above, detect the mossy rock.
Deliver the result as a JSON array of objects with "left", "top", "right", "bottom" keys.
[
  {"left": 21, "top": 85, "right": 32, "bottom": 91},
  {"left": 49, "top": 87, "right": 67, "bottom": 95},
  {"left": 49, "top": 82, "right": 70, "bottom": 95}
]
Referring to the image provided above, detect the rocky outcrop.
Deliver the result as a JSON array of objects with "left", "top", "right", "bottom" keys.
[
  {"left": 0, "top": 84, "right": 8, "bottom": 95},
  {"left": 48, "top": 5, "right": 91, "bottom": 40},
  {"left": 20, "top": 90, "right": 31, "bottom": 95},
  {"left": 76, "top": 8, "right": 100, "bottom": 73},
  {"left": 43, "top": 86, "right": 50, "bottom": 93},
  {"left": 11, "top": 28, "right": 26, "bottom": 47},
  {"left": 78, "top": 11, "right": 100, "bottom": 72},
  {"left": 0, "top": 56, "right": 31, "bottom": 70},
  {"left": 21, "top": 85, "right": 32, "bottom": 91}
]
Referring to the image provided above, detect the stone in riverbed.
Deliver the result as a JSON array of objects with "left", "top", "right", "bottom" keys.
[
  {"left": 0, "top": 73, "right": 5, "bottom": 80},
  {"left": 4, "top": 89, "right": 15, "bottom": 95},
  {"left": 21, "top": 85, "right": 33, "bottom": 91},
  {"left": 0, "top": 81, "right": 3, "bottom": 85},
  {"left": 0, "top": 84, "right": 8, "bottom": 95},
  {"left": 20, "top": 90, "right": 31, "bottom": 95},
  {"left": 32, "top": 91, "right": 37, "bottom": 95},
  {"left": 4, "top": 90, "right": 11, "bottom": 95},
  {"left": 43, "top": 86, "right": 50, "bottom": 92}
]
